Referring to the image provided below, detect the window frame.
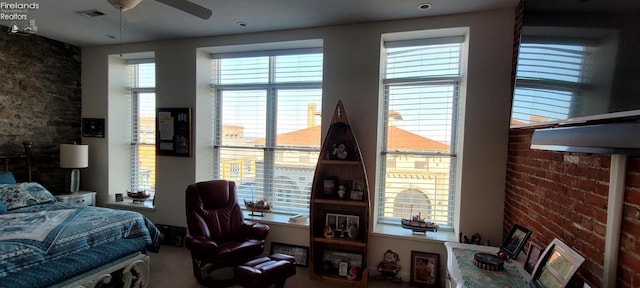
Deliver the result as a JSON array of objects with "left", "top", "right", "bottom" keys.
[
  {"left": 128, "top": 61, "right": 156, "bottom": 196},
  {"left": 378, "top": 38, "right": 464, "bottom": 229},
  {"left": 210, "top": 49, "right": 323, "bottom": 215}
]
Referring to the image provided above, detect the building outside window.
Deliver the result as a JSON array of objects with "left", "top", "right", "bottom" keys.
[
  {"left": 211, "top": 50, "right": 323, "bottom": 214},
  {"left": 378, "top": 36, "right": 464, "bottom": 227}
]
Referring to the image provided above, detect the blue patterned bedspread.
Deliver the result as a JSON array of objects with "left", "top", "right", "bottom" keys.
[{"left": 0, "top": 202, "right": 162, "bottom": 277}]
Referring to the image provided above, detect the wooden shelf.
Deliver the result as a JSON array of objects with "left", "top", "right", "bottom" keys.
[
  {"left": 309, "top": 100, "right": 370, "bottom": 287},
  {"left": 313, "top": 199, "right": 367, "bottom": 207},
  {"left": 312, "top": 237, "right": 367, "bottom": 248}
]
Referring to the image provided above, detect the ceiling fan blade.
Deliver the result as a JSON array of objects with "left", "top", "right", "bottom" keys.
[{"left": 154, "top": 0, "right": 212, "bottom": 20}]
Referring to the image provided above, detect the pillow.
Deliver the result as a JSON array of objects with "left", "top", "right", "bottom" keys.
[
  {"left": 0, "top": 172, "right": 17, "bottom": 184},
  {"left": 0, "top": 182, "right": 57, "bottom": 210}
]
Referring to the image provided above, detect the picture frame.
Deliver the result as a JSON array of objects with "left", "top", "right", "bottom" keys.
[
  {"left": 524, "top": 242, "right": 544, "bottom": 274},
  {"left": 156, "top": 107, "right": 192, "bottom": 157},
  {"left": 115, "top": 193, "right": 123, "bottom": 202},
  {"left": 500, "top": 224, "right": 532, "bottom": 259},
  {"left": 321, "top": 250, "right": 363, "bottom": 274},
  {"left": 322, "top": 178, "right": 338, "bottom": 197},
  {"left": 325, "top": 212, "right": 359, "bottom": 239},
  {"left": 530, "top": 238, "right": 585, "bottom": 288},
  {"left": 82, "top": 118, "right": 105, "bottom": 138},
  {"left": 410, "top": 250, "right": 439, "bottom": 287},
  {"left": 338, "top": 261, "right": 349, "bottom": 276},
  {"left": 350, "top": 179, "right": 364, "bottom": 201},
  {"left": 270, "top": 242, "right": 309, "bottom": 267}
]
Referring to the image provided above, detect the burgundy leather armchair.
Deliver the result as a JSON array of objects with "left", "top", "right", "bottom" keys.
[{"left": 185, "top": 180, "right": 270, "bottom": 287}]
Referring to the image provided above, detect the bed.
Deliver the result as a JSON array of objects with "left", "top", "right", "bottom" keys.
[{"left": 0, "top": 142, "right": 163, "bottom": 288}]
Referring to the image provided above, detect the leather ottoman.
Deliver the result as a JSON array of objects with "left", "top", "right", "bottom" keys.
[{"left": 234, "top": 253, "right": 296, "bottom": 288}]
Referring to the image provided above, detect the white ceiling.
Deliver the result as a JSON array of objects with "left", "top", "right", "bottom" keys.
[{"left": 3, "top": 0, "right": 519, "bottom": 47}]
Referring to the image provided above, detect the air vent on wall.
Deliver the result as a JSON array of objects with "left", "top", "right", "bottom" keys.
[{"left": 76, "top": 9, "right": 107, "bottom": 17}]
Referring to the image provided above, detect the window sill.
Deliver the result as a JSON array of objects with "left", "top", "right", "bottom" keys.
[
  {"left": 241, "top": 211, "right": 457, "bottom": 243},
  {"left": 243, "top": 211, "right": 309, "bottom": 228},
  {"left": 372, "top": 223, "right": 458, "bottom": 243},
  {"left": 104, "top": 200, "right": 156, "bottom": 211}
]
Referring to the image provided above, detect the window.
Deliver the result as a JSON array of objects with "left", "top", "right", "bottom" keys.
[
  {"left": 211, "top": 49, "right": 323, "bottom": 214},
  {"left": 512, "top": 40, "right": 590, "bottom": 125},
  {"left": 128, "top": 62, "right": 156, "bottom": 196},
  {"left": 378, "top": 37, "right": 464, "bottom": 227}
]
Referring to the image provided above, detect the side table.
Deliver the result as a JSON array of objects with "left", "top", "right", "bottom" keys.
[{"left": 55, "top": 191, "right": 97, "bottom": 206}]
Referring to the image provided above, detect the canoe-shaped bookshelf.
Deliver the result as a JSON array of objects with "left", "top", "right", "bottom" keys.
[{"left": 309, "top": 100, "right": 370, "bottom": 287}]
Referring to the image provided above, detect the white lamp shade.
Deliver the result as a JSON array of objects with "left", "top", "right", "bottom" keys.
[{"left": 60, "top": 144, "right": 89, "bottom": 168}]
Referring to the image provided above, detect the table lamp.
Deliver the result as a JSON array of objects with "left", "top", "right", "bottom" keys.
[{"left": 60, "top": 143, "right": 88, "bottom": 193}]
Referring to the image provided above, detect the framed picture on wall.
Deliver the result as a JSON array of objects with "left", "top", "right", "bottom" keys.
[
  {"left": 82, "top": 118, "right": 105, "bottom": 138},
  {"left": 156, "top": 108, "right": 192, "bottom": 157}
]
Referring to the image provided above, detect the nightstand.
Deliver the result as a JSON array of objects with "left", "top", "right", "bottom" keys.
[{"left": 56, "top": 191, "right": 97, "bottom": 206}]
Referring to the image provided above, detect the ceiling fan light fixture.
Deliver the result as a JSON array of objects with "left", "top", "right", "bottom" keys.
[{"left": 107, "top": 0, "right": 143, "bottom": 11}]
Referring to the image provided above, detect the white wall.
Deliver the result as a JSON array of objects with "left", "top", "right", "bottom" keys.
[{"left": 81, "top": 7, "right": 515, "bottom": 284}]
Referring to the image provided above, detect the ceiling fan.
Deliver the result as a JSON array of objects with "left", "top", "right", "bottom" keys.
[{"left": 106, "top": 0, "right": 212, "bottom": 20}]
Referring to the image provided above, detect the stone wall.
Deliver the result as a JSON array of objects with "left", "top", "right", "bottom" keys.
[{"left": 0, "top": 30, "right": 81, "bottom": 193}]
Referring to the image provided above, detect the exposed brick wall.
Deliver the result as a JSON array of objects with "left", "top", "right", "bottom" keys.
[
  {"left": 0, "top": 30, "right": 81, "bottom": 192},
  {"left": 505, "top": 128, "right": 640, "bottom": 288}
]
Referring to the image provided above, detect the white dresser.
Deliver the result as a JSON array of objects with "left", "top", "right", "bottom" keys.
[{"left": 444, "top": 242, "right": 531, "bottom": 288}]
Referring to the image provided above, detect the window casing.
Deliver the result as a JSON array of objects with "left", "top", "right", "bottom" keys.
[
  {"left": 211, "top": 50, "right": 323, "bottom": 215},
  {"left": 378, "top": 38, "right": 464, "bottom": 228},
  {"left": 128, "top": 62, "right": 156, "bottom": 196}
]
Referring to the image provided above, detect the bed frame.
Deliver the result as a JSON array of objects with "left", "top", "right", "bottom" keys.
[{"left": 1, "top": 141, "right": 152, "bottom": 288}]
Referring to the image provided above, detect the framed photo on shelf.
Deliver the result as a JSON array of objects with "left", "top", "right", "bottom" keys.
[
  {"left": 530, "top": 238, "right": 585, "bottom": 288},
  {"left": 338, "top": 261, "right": 349, "bottom": 276},
  {"left": 322, "top": 250, "right": 363, "bottom": 273},
  {"left": 410, "top": 250, "right": 439, "bottom": 288},
  {"left": 524, "top": 242, "right": 544, "bottom": 273},
  {"left": 350, "top": 179, "right": 364, "bottom": 200},
  {"left": 322, "top": 178, "right": 337, "bottom": 197},
  {"left": 325, "top": 212, "right": 359, "bottom": 238},
  {"left": 500, "top": 224, "right": 532, "bottom": 259},
  {"left": 270, "top": 242, "right": 309, "bottom": 267}
]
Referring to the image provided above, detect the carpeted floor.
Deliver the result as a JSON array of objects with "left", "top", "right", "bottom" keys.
[{"left": 148, "top": 245, "right": 412, "bottom": 288}]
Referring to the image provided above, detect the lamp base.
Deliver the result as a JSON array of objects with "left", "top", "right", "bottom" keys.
[{"left": 65, "top": 168, "right": 81, "bottom": 194}]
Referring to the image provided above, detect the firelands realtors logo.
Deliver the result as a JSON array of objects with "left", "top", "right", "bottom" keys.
[{"left": 1, "top": 1, "right": 39, "bottom": 35}]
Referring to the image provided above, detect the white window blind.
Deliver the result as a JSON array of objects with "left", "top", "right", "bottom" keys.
[
  {"left": 512, "top": 41, "right": 589, "bottom": 125},
  {"left": 128, "top": 62, "right": 156, "bottom": 195},
  {"left": 379, "top": 39, "right": 463, "bottom": 227},
  {"left": 211, "top": 50, "right": 323, "bottom": 214}
]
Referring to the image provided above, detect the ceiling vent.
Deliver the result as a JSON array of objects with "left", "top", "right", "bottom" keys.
[{"left": 76, "top": 10, "right": 107, "bottom": 17}]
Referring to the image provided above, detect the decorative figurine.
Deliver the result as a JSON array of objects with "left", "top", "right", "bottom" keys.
[
  {"left": 324, "top": 225, "right": 334, "bottom": 239},
  {"left": 375, "top": 249, "right": 402, "bottom": 283},
  {"left": 332, "top": 143, "right": 348, "bottom": 159},
  {"left": 347, "top": 266, "right": 361, "bottom": 280},
  {"left": 338, "top": 184, "right": 346, "bottom": 198}
]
